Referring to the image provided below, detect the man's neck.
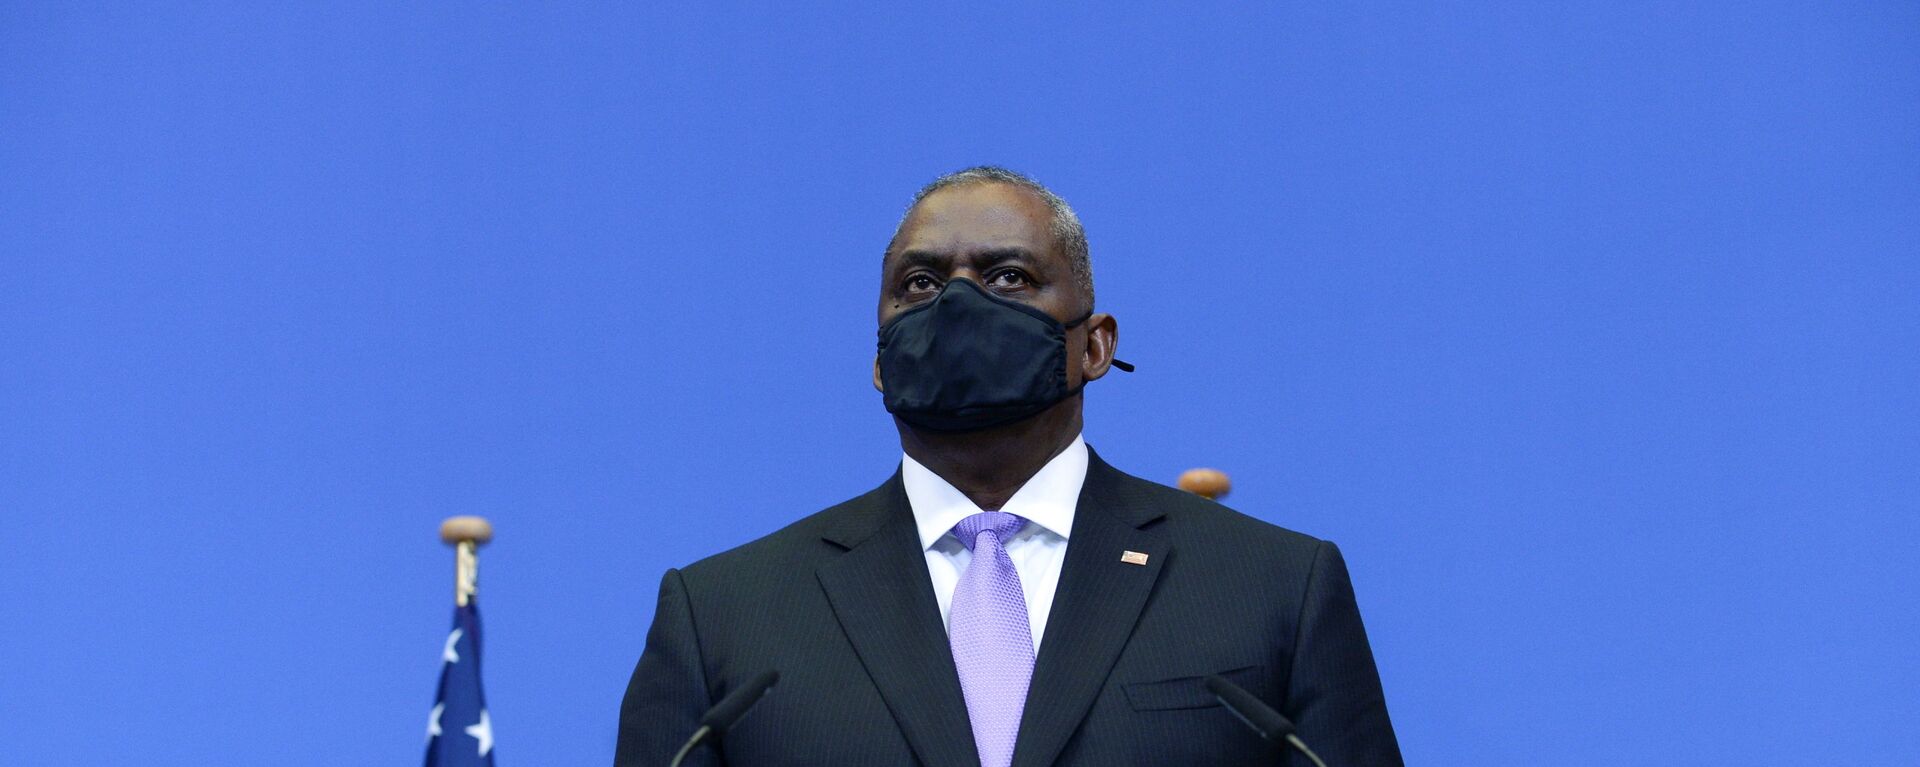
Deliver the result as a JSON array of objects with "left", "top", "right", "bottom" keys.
[{"left": 896, "top": 400, "right": 1083, "bottom": 512}]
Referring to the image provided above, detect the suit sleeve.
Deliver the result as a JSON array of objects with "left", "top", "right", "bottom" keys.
[
  {"left": 1284, "top": 541, "right": 1404, "bottom": 767},
  {"left": 615, "top": 568, "right": 718, "bottom": 767}
]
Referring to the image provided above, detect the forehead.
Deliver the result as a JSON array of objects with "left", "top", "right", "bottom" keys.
[{"left": 887, "top": 183, "right": 1059, "bottom": 267}]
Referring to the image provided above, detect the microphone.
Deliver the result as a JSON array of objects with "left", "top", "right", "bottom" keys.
[
  {"left": 1204, "top": 674, "right": 1329, "bottom": 767},
  {"left": 667, "top": 670, "right": 779, "bottom": 767}
]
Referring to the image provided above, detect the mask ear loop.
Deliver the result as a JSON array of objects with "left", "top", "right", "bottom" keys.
[{"left": 1062, "top": 310, "right": 1134, "bottom": 373}]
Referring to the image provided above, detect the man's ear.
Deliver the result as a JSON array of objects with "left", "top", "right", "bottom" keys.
[
  {"left": 1080, "top": 313, "right": 1118, "bottom": 382},
  {"left": 873, "top": 355, "right": 884, "bottom": 392}
]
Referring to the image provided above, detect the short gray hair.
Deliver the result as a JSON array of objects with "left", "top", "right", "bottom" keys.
[{"left": 899, "top": 166, "right": 1094, "bottom": 308}]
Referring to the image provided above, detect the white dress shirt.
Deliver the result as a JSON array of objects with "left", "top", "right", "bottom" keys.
[{"left": 901, "top": 434, "right": 1087, "bottom": 652}]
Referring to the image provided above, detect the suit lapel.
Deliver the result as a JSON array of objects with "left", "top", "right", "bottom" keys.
[
  {"left": 816, "top": 472, "right": 980, "bottom": 767},
  {"left": 1012, "top": 450, "right": 1170, "bottom": 767}
]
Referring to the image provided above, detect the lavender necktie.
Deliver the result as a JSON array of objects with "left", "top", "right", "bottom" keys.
[{"left": 948, "top": 511, "right": 1035, "bottom": 767}]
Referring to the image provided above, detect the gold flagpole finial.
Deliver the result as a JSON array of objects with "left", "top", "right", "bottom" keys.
[
  {"left": 439, "top": 516, "right": 494, "bottom": 607},
  {"left": 1177, "top": 468, "right": 1231, "bottom": 501}
]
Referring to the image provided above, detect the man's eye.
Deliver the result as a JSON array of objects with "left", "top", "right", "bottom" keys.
[
  {"left": 987, "top": 269, "right": 1028, "bottom": 288},
  {"left": 905, "top": 274, "right": 940, "bottom": 292}
]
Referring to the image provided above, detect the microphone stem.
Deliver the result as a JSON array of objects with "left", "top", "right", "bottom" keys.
[
  {"left": 667, "top": 724, "right": 711, "bottom": 767},
  {"left": 1284, "top": 733, "right": 1329, "bottom": 767}
]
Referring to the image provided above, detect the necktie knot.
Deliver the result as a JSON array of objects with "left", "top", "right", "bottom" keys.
[{"left": 952, "top": 511, "right": 1026, "bottom": 552}]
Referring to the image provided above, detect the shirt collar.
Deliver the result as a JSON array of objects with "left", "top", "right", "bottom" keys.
[{"left": 901, "top": 434, "right": 1088, "bottom": 551}]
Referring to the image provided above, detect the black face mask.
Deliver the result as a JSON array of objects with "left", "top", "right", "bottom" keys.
[{"left": 876, "top": 278, "right": 1131, "bottom": 432}]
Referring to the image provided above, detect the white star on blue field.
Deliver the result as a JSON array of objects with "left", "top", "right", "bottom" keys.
[{"left": 426, "top": 607, "right": 495, "bottom": 766}]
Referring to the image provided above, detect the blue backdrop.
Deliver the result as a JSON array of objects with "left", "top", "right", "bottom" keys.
[{"left": 3, "top": 3, "right": 1915, "bottom": 764}]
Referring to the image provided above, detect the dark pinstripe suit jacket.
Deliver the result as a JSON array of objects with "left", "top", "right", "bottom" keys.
[{"left": 616, "top": 450, "right": 1402, "bottom": 766}]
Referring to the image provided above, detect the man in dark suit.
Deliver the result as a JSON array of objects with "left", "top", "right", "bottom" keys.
[{"left": 617, "top": 167, "right": 1402, "bottom": 766}]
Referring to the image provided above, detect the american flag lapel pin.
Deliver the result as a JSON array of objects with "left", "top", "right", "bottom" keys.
[{"left": 1120, "top": 550, "right": 1150, "bottom": 566}]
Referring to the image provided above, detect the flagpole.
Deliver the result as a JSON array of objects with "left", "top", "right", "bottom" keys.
[
  {"left": 439, "top": 516, "right": 493, "bottom": 606},
  {"left": 427, "top": 516, "right": 498, "bottom": 764}
]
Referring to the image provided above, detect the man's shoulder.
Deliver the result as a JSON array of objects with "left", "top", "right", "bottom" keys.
[
  {"left": 675, "top": 474, "right": 897, "bottom": 584},
  {"left": 1098, "top": 461, "right": 1327, "bottom": 558}
]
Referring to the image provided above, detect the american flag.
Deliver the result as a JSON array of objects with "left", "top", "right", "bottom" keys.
[{"left": 425, "top": 603, "right": 495, "bottom": 766}]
